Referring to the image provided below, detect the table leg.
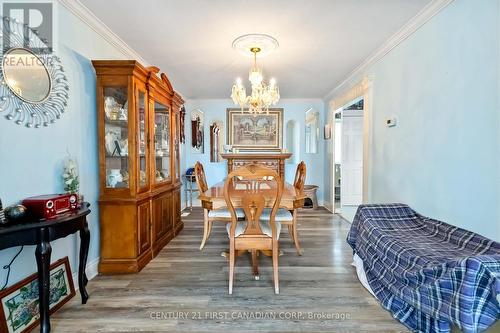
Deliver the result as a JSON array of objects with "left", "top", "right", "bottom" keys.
[
  {"left": 79, "top": 221, "right": 90, "bottom": 304},
  {"left": 251, "top": 250, "right": 259, "bottom": 280},
  {"left": 185, "top": 180, "right": 188, "bottom": 210},
  {"left": 35, "top": 228, "right": 51, "bottom": 333},
  {"left": 187, "top": 181, "right": 192, "bottom": 212},
  {"left": 189, "top": 182, "right": 194, "bottom": 211}
]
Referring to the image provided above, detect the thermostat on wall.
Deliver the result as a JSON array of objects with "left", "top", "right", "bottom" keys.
[{"left": 386, "top": 117, "right": 397, "bottom": 127}]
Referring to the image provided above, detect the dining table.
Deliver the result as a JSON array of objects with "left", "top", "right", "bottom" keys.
[
  {"left": 199, "top": 180, "right": 305, "bottom": 211},
  {"left": 199, "top": 178, "right": 306, "bottom": 258}
]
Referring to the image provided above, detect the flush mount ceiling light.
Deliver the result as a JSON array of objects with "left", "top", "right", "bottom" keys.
[{"left": 230, "top": 34, "right": 280, "bottom": 115}]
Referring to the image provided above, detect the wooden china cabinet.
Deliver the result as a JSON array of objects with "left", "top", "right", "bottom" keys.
[{"left": 93, "top": 60, "right": 184, "bottom": 274}]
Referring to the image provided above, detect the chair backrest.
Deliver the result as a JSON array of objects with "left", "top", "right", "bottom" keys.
[
  {"left": 224, "top": 165, "right": 283, "bottom": 240},
  {"left": 194, "top": 161, "right": 208, "bottom": 193},
  {"left": 293, "top": 161, "right": 306, "bottom": 192}
]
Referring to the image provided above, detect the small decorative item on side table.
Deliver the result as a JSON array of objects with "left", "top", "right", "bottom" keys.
[
  {"left": 62, "top": 156, "right": 79, "bottom": 195},
  {"left": 22, "top": 194, "right": 79, "bottom": 220},
  {"left": 62, "top": 155, "right": 85, "bottom": 205},
  {"left": 4, "top": 204, "right": 28, "bottom": 224},
  {"left": 0, "top": 257, "right": 75, "bottom": 333}
]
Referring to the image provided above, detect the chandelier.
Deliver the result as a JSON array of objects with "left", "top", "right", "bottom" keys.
[{"left": 230, "top": 34, "right": 280, "bottom": 115}]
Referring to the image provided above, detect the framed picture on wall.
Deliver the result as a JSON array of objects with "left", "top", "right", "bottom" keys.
[
  {"left": 191, "top": 109, "right": 204, "bottom": 154},
  {"left": 0, "top": 257, "right": 75, "bottom": 333},
  {"left": 227, "top": 108, "right": 283, "bottom": 151}
]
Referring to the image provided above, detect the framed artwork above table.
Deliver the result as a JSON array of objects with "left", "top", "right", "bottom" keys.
[{"left": 226, "top": 108, "right": 283, "bottom": 151}]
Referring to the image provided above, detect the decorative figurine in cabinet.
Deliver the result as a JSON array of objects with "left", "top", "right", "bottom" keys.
[{"left": 93, "top": 60, "right": 184, "bottom": 273}]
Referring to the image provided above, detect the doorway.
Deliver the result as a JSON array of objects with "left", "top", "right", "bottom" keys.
[{"left": 332, "top": 99, "right": 364, "bottom": 217}]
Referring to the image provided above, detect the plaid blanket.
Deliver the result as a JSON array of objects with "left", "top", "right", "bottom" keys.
[{"left": 347, "top": 204, "right": 500, "bottom": 333}]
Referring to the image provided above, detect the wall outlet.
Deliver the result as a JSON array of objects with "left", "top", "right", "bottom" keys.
[{"left": 386, "top": 117, "right": 397, "bottom": 127}]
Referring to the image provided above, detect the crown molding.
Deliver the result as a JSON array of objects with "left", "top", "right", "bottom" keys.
[
  {"left": 323, "top": 0, "right": 455, "bottom": 102},
  {"left": 57, "top": 0, "right": 149, "bottom": 65}
]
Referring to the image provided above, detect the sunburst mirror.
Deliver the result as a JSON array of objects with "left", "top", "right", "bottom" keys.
[{"left": 0, "top": 16, "right": 69, "bottom": 128}]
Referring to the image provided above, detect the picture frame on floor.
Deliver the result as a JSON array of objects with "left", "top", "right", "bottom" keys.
[{"left": 0, "top": 257, "right": 75, "bottom": 333}]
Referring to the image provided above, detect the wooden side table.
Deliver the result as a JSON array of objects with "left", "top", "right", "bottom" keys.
[
  {"left": 183, "top": 174, "right": 198, "bottom": 211},
  {"left": 0, "top": 203, "right": 91, "bottom": 333}
]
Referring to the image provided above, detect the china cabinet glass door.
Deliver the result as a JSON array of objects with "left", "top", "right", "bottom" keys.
[
  {"left": 153, "top": 100, "right": 170, "bottom": 184},
  {"left": 104, "top": 86, "right": 129, "bottom": 189},
  {"left": 137, "top": 89, "right": 148, "bottom": 190}
]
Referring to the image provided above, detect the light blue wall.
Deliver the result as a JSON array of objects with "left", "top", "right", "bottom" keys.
[
  {"left": 182, "top": 99, "right": 326, "bottom": 204},
  {"left": 327, "top": 0, "right": 500, "bottom": 240},
  {"left": 0, "top": 4, "right": 127, "bottom": 288}
]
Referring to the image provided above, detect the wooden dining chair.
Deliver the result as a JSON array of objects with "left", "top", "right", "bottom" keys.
[
  {"left": 194, "top": 161, "right": 245, "bottom": 250},
  {"left": 260, "top": 161, "right": 306, "bottom": 255},
  {"left": 224, "top": 165, "right": 283, "bottom": 295}
]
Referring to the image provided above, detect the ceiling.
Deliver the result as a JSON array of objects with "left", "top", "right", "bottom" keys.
[{"left": 80, "top": 0, "right": 432, "bottom": 99}]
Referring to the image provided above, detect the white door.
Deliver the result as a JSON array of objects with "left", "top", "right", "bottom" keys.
[{"left": 341, "top": 112, "right": 363, "bottom": 206}]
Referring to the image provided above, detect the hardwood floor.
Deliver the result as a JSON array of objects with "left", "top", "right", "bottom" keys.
[{"left": 48, "top": 207, "right": 409, "bottom": 332}]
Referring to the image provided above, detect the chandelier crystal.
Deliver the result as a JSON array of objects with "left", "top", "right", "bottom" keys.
[{"left": 231, "top": 45, "right": 280, "bottom": 115}]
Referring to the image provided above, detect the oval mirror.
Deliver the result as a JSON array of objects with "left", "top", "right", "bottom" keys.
[{"left": 2, "top": 48, "right": 51, "bottom": 103}]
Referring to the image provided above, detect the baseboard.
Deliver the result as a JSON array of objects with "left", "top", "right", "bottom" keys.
[
  {"left": 182, "top": 204, "right": 202, "bottom": 210},
  {"left": 323, "top": 202, "right": 334, "bottom": 213},
  {"left": 338, "top": 213, "right": 352, "bottom": 223},
  {"left": 72, "top": 256, "right": 99, "bottom": 291}
]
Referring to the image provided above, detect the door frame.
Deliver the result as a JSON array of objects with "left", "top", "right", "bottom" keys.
[
  {"left": 340, "top": 107, "right": 364, "bottom": 208},
  {"left": 328, "top": 77, "right": 373, "bottom": 216},
  {"left": 331, "top": 107, "right": 343, "bottom": 213}
]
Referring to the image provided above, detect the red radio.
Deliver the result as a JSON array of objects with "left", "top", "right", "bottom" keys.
[{"left": 22, "top": 194, "right": 79, "bottom": 220}]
